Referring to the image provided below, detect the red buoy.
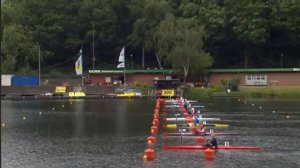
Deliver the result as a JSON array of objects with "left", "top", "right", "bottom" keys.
[
  {"left": 204, "top": 148, "right": 215, "bottom": 160},
  {"left": 186, "top": 117, "right": 193, "bottom": 123},
  {"left": 151, "top": 126, "right": 158, "bottom": 134},
  {"left": 147, "top": 136, "right": 157, "bottom": 145},
  {"left": 152, "top": 119, "right": 159, "bottom": 126},
  {"left": 196, "top": 136, "right": 204, "bottom": 143},
  {"left": 153, "top": 113, "right": 159, "bottom": 119},
  {"left": 144, "top": 148, "right": 155, "bottom": 161},
  {"left": 191, "top": 126, "right": 198, "bottom": 133}
]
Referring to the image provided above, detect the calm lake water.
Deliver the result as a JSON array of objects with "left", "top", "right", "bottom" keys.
[{"left": 1, "top": 98, "right": 300, "bottom": 168}]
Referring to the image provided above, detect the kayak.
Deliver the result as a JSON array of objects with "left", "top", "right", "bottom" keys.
[
  {"left": 162, "top": 145, "right": 262, "bottom": 151},
  {"left": 165, "top": 117, "right": 220, "bottom": 122},
  {"left": 165, "top": 124, "right": 229, "bottom": 129},
  {"left": 162, "top": 132, "right": 238, "bottom": 137}
]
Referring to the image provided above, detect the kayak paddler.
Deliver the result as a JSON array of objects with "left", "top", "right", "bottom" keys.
[
  {"left": 210, "top": 137, "right": 218, "bottom": 149},
  {"left": 193, "top": 114, "right": 200, "bottom": 126},
  {"left": 205, "top": 137, "right": 218, "bottom": 149},
  {"left": 199, "top": 124, "right": 206, "bottom": 133}
]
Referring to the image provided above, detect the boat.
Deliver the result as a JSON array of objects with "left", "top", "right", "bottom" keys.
[
  {"left": 162, "top": 145, "right": 262, "bottom": 151},
  {"left": 165, "top": 117, "right": 220, "bottom": 122},
  {"left": 115, "top": 88, "right": 142, "bottom": 97},
  {"left": 165, "top": 124, "right": 229, "bottom": 129},
  {"left": 162, "top": 131, "right": 238, "bottom": 137}
]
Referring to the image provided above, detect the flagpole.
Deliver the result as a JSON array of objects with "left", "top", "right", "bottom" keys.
[
  {"left": 123, "top": 63, "right": 126, "bottom": 85},
  {"left": 123, "top": 47, "right": 126, "bottom": 85},
  {"left": 81, "top": 47, "right": 84, "bottom": 86}
]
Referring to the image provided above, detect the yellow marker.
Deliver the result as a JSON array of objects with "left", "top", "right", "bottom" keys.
[
  {"left": 214, "top": 124, "right": 229, "bottom": 128},
  {"left": 166, "top": 124, "right": 177, "bottom": 129}
]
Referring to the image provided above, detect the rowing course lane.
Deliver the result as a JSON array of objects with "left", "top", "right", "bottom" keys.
[
  {"left": 160, "top": 98, "right": 300, "bottom": 168},
  {"left": 1, "top": 98, "right": 300, "bottom": 167}
]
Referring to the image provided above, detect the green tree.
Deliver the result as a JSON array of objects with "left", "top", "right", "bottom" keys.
[
  {"left": 128, "top": 0, "right": 171, "bottom": 68},
  {"left": 225, "top": 1, "right": 269, "bottom": 68},
  {"left": 1, "top": 24, "right": 39, "bottom": 74},
  {"left": 155, "top": 15, "right": 213, "bottom": 84}
]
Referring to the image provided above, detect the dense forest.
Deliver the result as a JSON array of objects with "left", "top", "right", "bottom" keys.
[{"left": 1, "top": 0, "right": 300, "bottom": 76}]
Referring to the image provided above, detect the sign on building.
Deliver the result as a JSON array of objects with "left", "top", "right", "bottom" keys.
[{"left": 245, "top": 74, "right": 267, "bottom": 86}]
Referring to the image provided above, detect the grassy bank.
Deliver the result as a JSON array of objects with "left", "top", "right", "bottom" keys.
[{"left": 185, "top": 86, "right": 300, "bottom": 99}]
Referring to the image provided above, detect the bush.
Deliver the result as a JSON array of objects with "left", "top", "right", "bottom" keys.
[{"left": 221, "top": 77, "right": 241, "bottom": 91}]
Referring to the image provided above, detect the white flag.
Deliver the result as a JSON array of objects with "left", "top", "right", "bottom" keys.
[
  {"left": 118, "top": 47, "right": 125, "bottom": 62},
  {"left": 75, "top": 48, "right": 83, "bottom": 75},
  {"left": 117, "top": 62, "right": 124, "bottom": 68},
  {"left": 75, "top": 56, "right": 82, "bottom": 75}
]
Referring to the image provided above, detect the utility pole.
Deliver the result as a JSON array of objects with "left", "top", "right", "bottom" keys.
[
  {"left": 38, "top": 45, "right": 41, "bottom": 86},
  {"left": 280, "top": 53, "right": 283, "bottom": 68},
  {"left": 92, "top": 21, "right": 95, "bottom": 71}
]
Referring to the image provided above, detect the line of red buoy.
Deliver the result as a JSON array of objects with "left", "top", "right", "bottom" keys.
[{"left": 143, "top": 98, "right": 161, "bottom": 161}]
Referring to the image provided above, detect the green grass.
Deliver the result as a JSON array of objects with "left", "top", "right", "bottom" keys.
[{"left": 239, "top": 86, "right": 300, "bottom": 98}]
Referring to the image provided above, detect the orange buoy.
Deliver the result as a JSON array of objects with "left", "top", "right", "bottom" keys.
[
  {"left": 151, "top": 126, "right": 158, "bottom": 134},
  {"left": 204, "top": 148, "right": 215, "bottom": 160},
  {"left": 144, "top": 148, "right": 155, "bottom": 161},
  {"left": 153, "top": 119, "right": 159, "bottom": 126},
  {"left": 186, "top": 117, "right": 193, "bottom": 123},
  {"left": 196, "top": 136, "right": 204, "bottom": 143},
  {"left": 147, "top": 136, "right": 157, "bottom": 145},
  {"left": 191, "top": 126, "right": 198, "bottom": 133}
]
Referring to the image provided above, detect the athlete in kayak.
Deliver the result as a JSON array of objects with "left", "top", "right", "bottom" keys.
[
  {"left": 199, "top": 124, "right": 206, "bottom": 133},
  {"left": 205, "top": 137, "right": 218, "bottom": 149}
]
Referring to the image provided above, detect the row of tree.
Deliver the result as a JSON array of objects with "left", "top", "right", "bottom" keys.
[{"left": 1, "top": 0, "right": 299, "bottom": 78}]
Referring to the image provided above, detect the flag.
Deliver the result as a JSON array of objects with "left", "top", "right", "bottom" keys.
[
  {"left": 75, "top": 48, "right": 83, "bottom": 75},
  {"left": 118, "top": 47, "right": 125, "bottom": 62},
  {"left": 117, "top": 62, "right": 124, "bottom": 68}
]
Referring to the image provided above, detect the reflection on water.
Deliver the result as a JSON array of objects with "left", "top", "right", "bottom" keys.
[{"left": 1, "top": 98, "right": 300, "bottom": 168}]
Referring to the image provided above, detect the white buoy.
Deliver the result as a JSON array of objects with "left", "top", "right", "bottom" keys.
[
  {"left": 286, "top": 115, "right": 290, "bottom": 119},
  {"left": 238, "top": 98, "right": 240, "bottom": 102},
  {"left": 252, "top": 104, "right": 255, "bottom": 106},
  {"left": 272, "top": 110, "right": 276, "bottom": 113},
  {"left": 244, "top": 101, "right": 247, "bottom": 104},
  {"left": 259, "top": 106, "right": 262, "bottom": 109},
  {"left": 39, "top": 112, "right": 42, "bottom": 115},
  {"left": 52, "top": 107, "right": 55, "bottom": 111},
  {"left": 62, "top": 105, "right": 64, "bottom": 108},
  {"left": 23, "top": 117, "right": 26, "bottom": 120},
  {"left": 2, "top": 123, "right": 6, "bottom": 127},
  {"left": 227, "top": 89, "right": 231, "bottom": 93}
]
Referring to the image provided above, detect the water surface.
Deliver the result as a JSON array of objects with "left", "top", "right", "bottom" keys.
[{"left": 1, "top": 98, "right": 300, "bottom": 167}]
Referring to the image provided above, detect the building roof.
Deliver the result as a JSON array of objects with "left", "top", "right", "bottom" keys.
[
  {"left": 207, "top": 68, "right": 300, "bottom": 73},
  {"left": 88, "top": 69, "right": 178, "bottom": 74}
]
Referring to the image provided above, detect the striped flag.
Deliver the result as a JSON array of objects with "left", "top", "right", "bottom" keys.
[
  {"left": 117, "top": 47, "right": 125, "bottom": 68},
  {"left": 75, "top": 48, "right": 83, "bottom": 75},
  {"left": 118, "top": 47, "right": 125, "bottom": 62},
  {"left": 117, "top": 62, "right": 124, "bottom": 68}
]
